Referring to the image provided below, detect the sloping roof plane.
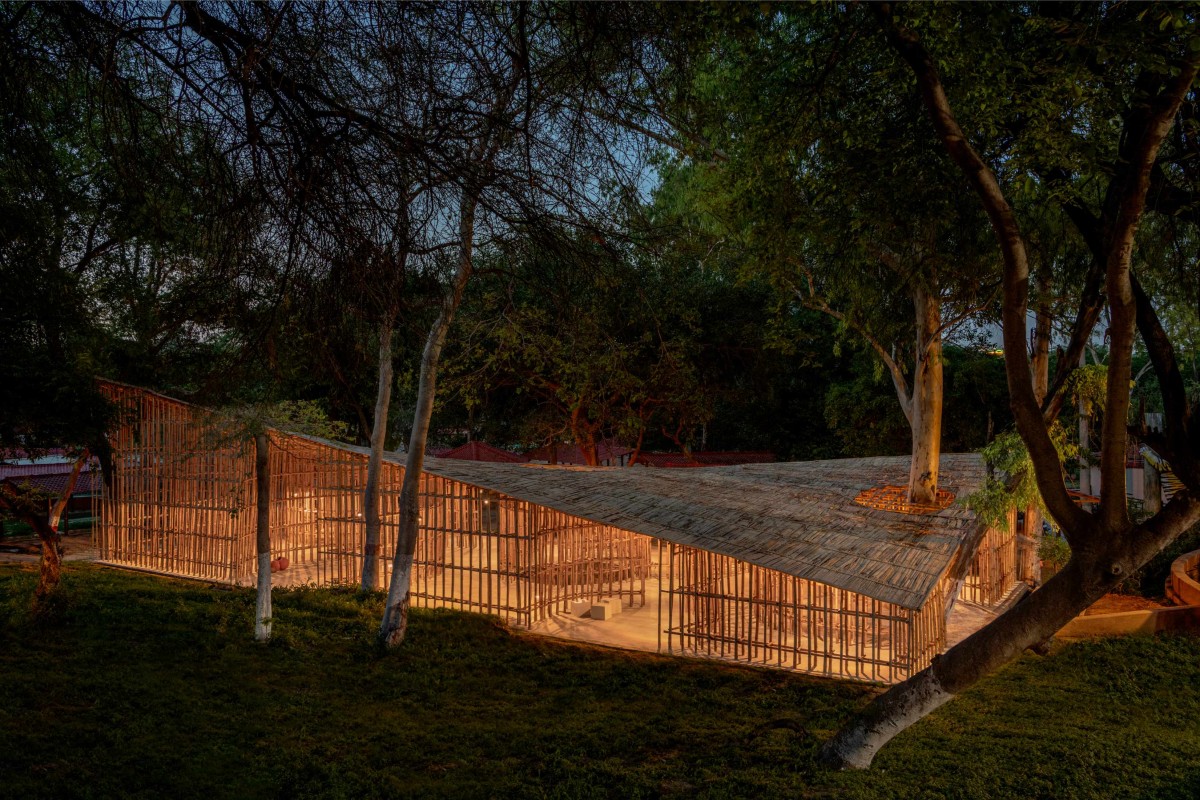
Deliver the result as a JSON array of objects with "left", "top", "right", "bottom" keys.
[{"left": 416, "top": 453, "right": 986, "bottom": 610}]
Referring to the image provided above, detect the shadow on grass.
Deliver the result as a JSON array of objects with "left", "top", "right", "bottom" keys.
[{"left": 1, "top": 563, "right": 1198, "bottom": 800}]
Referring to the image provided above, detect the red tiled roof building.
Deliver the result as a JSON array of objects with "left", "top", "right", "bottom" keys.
[{"left": 436, "top": 441, "right": 529, "bottom": 463}]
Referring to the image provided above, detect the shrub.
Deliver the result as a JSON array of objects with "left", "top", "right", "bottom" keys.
[
  {"left": 1116, "top": 521, "right": 1200, "bottom": 597},
  {"left": 1038, "top": 534, "right": 1071, "bottom": 579}
]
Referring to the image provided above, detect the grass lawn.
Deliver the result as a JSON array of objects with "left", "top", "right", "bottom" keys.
[{"left": 1, "top": 564, "right": 1198, "bottom": 800}]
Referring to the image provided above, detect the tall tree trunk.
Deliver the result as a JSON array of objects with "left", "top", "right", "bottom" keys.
[
  {"left": 37, "top": 450, "right": 90, "bottom": 605},
  {"left": 1077, "top": 350, "right": 1093, "bottom": 496},
  {"left": 254, "top": 433, "right": 272, "bottom": 642},
  {"left": 580, "top": 432, "right": 600, "bottom": 467},
  {"left": 1031, "top": 278, "right": 1052, "bottom": 406},
  {"left": 31, "top": 512, "right": 62, "bottom": 607},
  {"left": 1143, "top": 458, "right": 1162, "bottom": 514},
  {"left": 379, "top": 194, "right": 478, "bottom": 648},
  {"left": 1024, "top": 295, "right": 1050, "bottom": 580},
  {"left": 907, "top": 286, "right": 943, "bottom": 504},
  {"left": 626, "top": 421, "right": 647, "bottom": 467},
  {"left": 1022, "top": 504, "right": 1042, "bottom": 583},
  {"left": 361, "top": 321, "right": 394, "bottom": 591}
]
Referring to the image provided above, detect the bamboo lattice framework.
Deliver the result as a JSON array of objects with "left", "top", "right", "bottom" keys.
[
  {"left": 958, "top": 507, "right": 1020, "bottom": 606},
  {"left": 662, "top": 544, "right": 949, "bottom": 683},
  {"left": 94, "top": 380, "right": 1022, "bottom": 684},
  {"left": 94, "top": 381, "right": 650, "bottom": 627}
]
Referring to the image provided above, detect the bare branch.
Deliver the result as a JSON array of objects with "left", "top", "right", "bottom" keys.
[{"left": 793, "top": 272, "right": 913, "bottom": 424}]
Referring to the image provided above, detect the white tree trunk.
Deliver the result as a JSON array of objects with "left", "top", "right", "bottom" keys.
[
  {"left": 254, "top": 433, "right": 272, "bottom": 642},
  {"left": 255, "top": 551, "right": 272, "bottom": 642},
  {"left": 379, "top": 193, "right": 478, "bottom": 647},
  {"left": 361, "top": 322, "right": 394, "bottom": 591}
]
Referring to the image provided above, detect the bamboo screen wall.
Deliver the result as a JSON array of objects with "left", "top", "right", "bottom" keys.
[
  {"left": 959, "top": 507, "right": 1019, "bottom": 606},
  {"left": 1016, "top": 506, "right": 1042, "bottom": 584},
  {"left": 96, "top": 384, "right": 257, "bottom": 583},
  {"left": 95, "top": 382, "right": 651, "bottom": 627},
  {"left": 662, "top": 544, "right": 945, "bottom": 683},
  {"left": 661, "top": 508, "right": 1022, "bottom": 683}
]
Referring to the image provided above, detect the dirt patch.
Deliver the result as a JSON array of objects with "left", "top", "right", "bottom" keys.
[
  {"left": 0, "top": 530, "right": 96, "bottom": 563},
  {"left": 1081, "top": 593, "right": 1169, "bottom": 616}
]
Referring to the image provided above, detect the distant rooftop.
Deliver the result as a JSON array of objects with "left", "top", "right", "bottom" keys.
[
  {"left": 635, "top": 450, "right": 775, "bottom": 468},
  {"left": 1, "top": 471, "right": 100, "bottom": 497},
  {"left": 437, "top": 441, "right": 528, "bottom": 464},
  {"left": 525, "top": 441, "right": 632, "bottom": 466}
]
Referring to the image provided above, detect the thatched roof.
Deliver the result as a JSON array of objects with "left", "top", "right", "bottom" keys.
[
  {"left": 416, "top": 453, "right": 986, "bottom": 610},
  {"left": 291, "top": 441, "right": 986, "bottom": 609},
  {"left": 96, "top": 379, "right": 987, "bottom": 609}
]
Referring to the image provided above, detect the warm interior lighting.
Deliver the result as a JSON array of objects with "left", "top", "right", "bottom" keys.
[{"left": 854, "top": 485, "right": 955, "bottom": 515}]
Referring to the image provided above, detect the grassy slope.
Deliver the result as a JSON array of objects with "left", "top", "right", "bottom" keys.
[{"left": 1, "top": 564, "right": 1197, "bottom": 800}]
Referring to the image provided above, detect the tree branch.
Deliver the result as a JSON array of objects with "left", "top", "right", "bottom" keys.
[
  {"left": 1096, "top": 56, "right": 1200, "bottom": 530},
  {"left": 875, "top": 3, "right": 1089, "bottom": 537},
  {"left": 924, "top": 287, "right": 1000, "bottom": 358},
  {"left": 1043, "top": 198, "right": 1108, "bottom": 421},
  {"left": 48, "top": 450, "right": 90, "bottom": 532},
  {"left": 1132, "top": 272, "right": 1200, "bottom": 492},
  {"left": 794, "top": 274, "right": 913, "bottom": 424}
]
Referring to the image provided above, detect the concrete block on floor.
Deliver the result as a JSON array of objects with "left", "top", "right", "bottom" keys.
[
  {"left": 590, "top": 600, "right": 615, "bottom": 620},
  {"left": 590, "top": 598, "right": 624, "bottom": 620}
]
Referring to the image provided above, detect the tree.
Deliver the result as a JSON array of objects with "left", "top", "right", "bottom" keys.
[
  {"left": 77, "top": 5, "right": 651, "bottom": 621},
  {"left": 821, "top": 3, "right": 1200, "bottom": 768},
  {"left": 645, "top": 6, "right": 1000, "bottom": 504},
  {"left": 203, "top": 400, "right": 348, "bottom": 642},
  {"left": 67, "top": 2, "right": 502, "bottom": 596},
  {"left": 0, "top": 450, "right": 90, "bottom": 608},
  {"left": 441, "top": 230, "right": 721, "bottom": 464},
  {"left": 376, "top": 5, "right": 657, "bottom": 646},
  {"left": 0, "top": 4, "right": 252, "bottom": 606}
]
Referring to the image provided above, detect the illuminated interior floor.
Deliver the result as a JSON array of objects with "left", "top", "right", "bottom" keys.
[
  {"left": 531, "top": 577, "right": 1024, "bottom": 682},
  {"left": 945, "top": 581, "right": 1028, "bottom": 647},
  {"left": 529, "top": 576, "right": 670, "bottom": 656},
  {"left": 226, "top": 538, "right": 1024, "bottom": 682}
]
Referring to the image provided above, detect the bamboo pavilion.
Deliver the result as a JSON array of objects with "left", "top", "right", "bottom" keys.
[{"left": 93, "top": 381, "right": 1033, "bottom": 683}]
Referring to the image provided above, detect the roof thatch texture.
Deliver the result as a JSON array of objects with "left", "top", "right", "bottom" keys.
[
  {"left": 415, "top": 453, "right": 986, "bottom": 610},
  {"left": 286, "top": 437, "right": 986, "bottom": 609}
]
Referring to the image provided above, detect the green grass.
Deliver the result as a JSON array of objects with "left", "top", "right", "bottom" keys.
[{"left": 1, "top": 564, "right": 1198, "bottom": 800}]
